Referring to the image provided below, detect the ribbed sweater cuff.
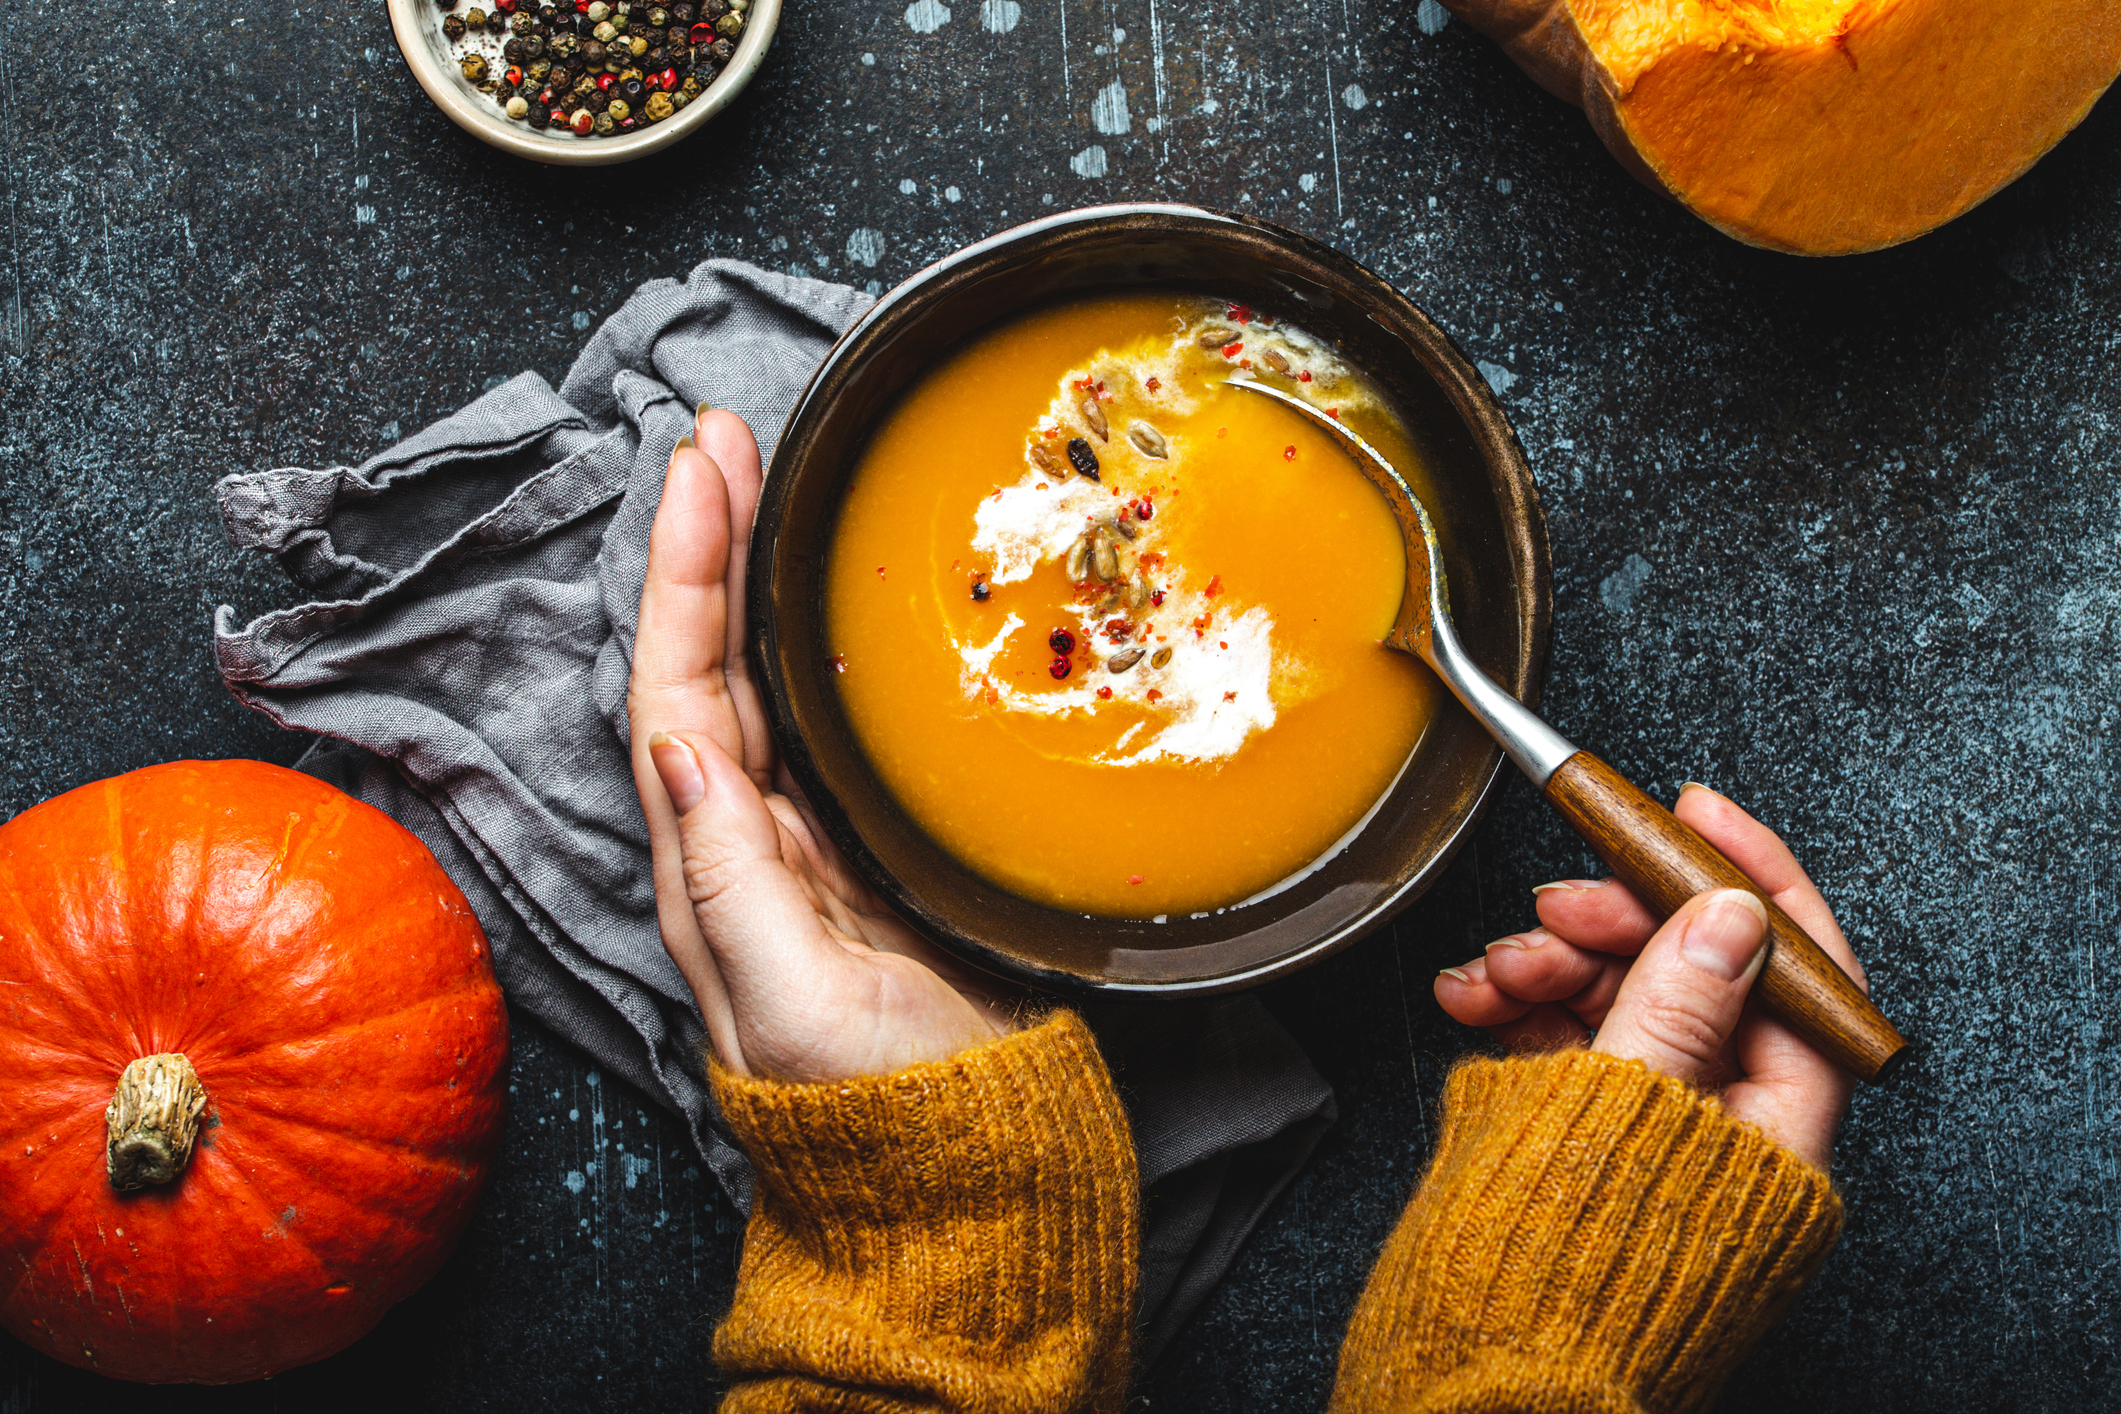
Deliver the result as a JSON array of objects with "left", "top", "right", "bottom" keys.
[
  {"left": 1333, "top": 1049, "right": 1843, "bottom": 1414},
  {"left": 711, "top": 1011, "right": 1138, "bottom": 1414}
]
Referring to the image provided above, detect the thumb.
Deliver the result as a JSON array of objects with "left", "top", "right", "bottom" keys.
[{"left": 1592, "top": 888, "right": 1769, "bottom": 1084}]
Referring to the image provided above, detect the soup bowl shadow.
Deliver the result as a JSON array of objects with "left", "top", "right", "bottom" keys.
[{"left": 751, "top": 204, "right": 1551, "bottom": 997}]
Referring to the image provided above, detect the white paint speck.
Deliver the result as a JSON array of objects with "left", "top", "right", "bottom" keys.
[
  {"left": 904, "top": 0, "right": 950, "bottom": 31},
  {"left": 1112, "top": 24, "right": 1125, "bottom": 41},
  {"left": 861, "top": 51, "right": 876, "bottom": 64},
  {"left": 354, "top": 174, "right": 369, "bottom": 190},
  {"left": 846, "top": 227, "right": 886, "bottom": 266},
  {"left": 1600, "top": 554, "right": 1653, "bottom": 614},
  {"left": 1197, "top": 97, "right": 1219, "bottom": 114},
  {"left": 1417, "top": 0, "right": 1450, "bottom": 33},
  {"left": 1496, "top": 177, "right": 1514, "bottom": 194},
  {"left": 564, "top": 1170, "right": 586, "bottom": 1194},
  {"left": 354, "top": 204, "right": 376, "bottom": 224},
  {"left": 1070, "top": 143, "right": 1109, "bottom": 178},
  {"left": 1091, "top": 80, "right": 1131, "bottom": 134},
  {"left": 1477, "top": 360, "right": 1518, "bottom": 395},
  {"left": 1342, "top": 83, "right": 1368, "bottom": 110},
  {"left": 1145, "top": 116, "right": 1163, "bottom": 132},
  {"left": 1298, "top": 173, "right": 1319, "bottom": 193},
  {"left": 899, "top": 177, "right": 918, "bottom": 194},
  {"left": 979, "top": 0, "right": 1020, "bottom": 31},
  {"left": 944, "top": 185, "right": 962, "bottom": 202},
  {"left": 571, "top": 311, "right": 591, "bottom": 330}
]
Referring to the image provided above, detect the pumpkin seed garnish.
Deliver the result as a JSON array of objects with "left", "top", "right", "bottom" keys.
[
  {"left": 1261, "top": 349, "right": 1293, "bottom": 377},
  {"left": 1131, "top": 570, "right": 1154, "bottom": 611},
  {"left": 1196, "top": 325, "right": 1237, "bottom": 349},
  {"left": 1067, "top": 437, "right": 1101, "bottom": 480},
  {"left": 1107, "top": 646, "right": 1146, "bottom": 673},
  {"left": 1091, "top": 532, "right": 1120, "bottom": 584},
  {"left": 1080, "top": 398, "right": 1110, "bottom": 441},
  {"left": 1029, "top": 443, "right": 1059, "bottom": 474},
  {"left": 1128, "top": 420, "right": 1170, "bottom": 460},
  {"left": 1065, "top": 535, "right": 1091, "bottom": 583},
  {"left": 1104, "top": 513, "right": 1137, "bottom": 542},
  {"left": 1151, "top": 645, "right": 1173, "bottom": 669}
]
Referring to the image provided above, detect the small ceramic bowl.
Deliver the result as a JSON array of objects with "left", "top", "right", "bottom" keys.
[
  {"left": 385, "top": 0, "right": 779, "bottom": 165},
  {"left": 752, "top": 205, "right": 1552, "bottom": 996}
]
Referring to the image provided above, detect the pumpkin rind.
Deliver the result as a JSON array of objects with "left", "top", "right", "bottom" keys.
[{"left": 0, "top": 760, "right": 508, "bottom": 1384}]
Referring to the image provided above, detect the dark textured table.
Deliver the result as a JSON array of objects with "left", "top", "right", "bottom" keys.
[{"left": 5, "top": 0, "right": 2118, "bottom": 1406}]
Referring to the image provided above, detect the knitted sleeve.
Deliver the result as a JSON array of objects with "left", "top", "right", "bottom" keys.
[
  {"left": 1331, "top": 1049, "right": 1844, "bottom": 1414},
  {"left": 709, "top": 1010, "right": 1139, "bottom": 1414}
]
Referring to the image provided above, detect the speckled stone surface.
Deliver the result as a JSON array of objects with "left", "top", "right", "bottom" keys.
[{"left": 4, "top": 0, "right": 2119, "bottom": 1405}]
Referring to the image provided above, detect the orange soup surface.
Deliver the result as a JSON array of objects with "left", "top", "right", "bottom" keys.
[{"left": 825, "top": 293, "right": 1440, "bottom": 917}]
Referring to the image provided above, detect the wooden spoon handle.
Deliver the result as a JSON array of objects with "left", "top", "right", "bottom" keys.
[{"left": 1542, "top": 751, "right": 1909, "bottom": 1083}]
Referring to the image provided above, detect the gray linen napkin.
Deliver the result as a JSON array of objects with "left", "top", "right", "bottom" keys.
[{"left": 212, "top": 257, "right": 1335, "bottom": 1361}]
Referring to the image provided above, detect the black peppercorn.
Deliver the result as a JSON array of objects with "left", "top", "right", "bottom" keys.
[
  {"left": 583, "top": 85, "right": 609, "bottom": 111},
  {"left": 441, "top": 12, "right": 466, "bottom": 38},
  {"left": 548, "top": 31, "right": 578, "bottom": 56},
  {"left": 665, "top": 24, "right": 686, "bottom": 46},
  {"left": 701, "top": 0, "right": 726, "bottom": 19},
  {"left": 618, "top": 75, "right": 645, "bottom": 102},
  {"left": 487, "top": 8, "right": 507, "bottom": 31},
  {"left": 579, "top": 38, "right": 605, "bottom": 65},
  {"left": 643, "top": 46, "right": 666, "bottom": 69},
  {"left": 529, "top": 102, "right": 552, "bottom": 126},
  {"left": 670, "top": 2, "right": 693, "bottom": 19},
  {"left": 706, "top": 36, "right": 732, "bottom": 61},
  {"left": 503, "top": 36, "right": 526, "bottom": 60}
]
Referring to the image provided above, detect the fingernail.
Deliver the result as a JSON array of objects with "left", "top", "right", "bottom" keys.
[
  {"left": 1438, "top": 967, "right": 1472, "bottom": 984},
  {"left": 696, "top": 400, "right": 714, "bottom": 420},
  {"left": 675, "top": 434, "right": 695, "bottom": 451},
  {"left": 648, "top": 731, "right": 707, "bottom": 815},
  {"left": 1680, "top": 780, "right": 1716, "bottom": 797},
  {"left": 1532, "top": 879, "right": 1602, "bottom": 896},
  {"left": 1680, "top": 889, "right": 1768, "bottom": 982},
  {"left": 1486, "top": 932, "right": 1542, "bottom": 952}
]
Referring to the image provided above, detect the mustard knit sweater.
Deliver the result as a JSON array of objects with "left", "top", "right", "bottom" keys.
[{"left": 711, "top": 1012, "right": 1842, "bottom": 1413}]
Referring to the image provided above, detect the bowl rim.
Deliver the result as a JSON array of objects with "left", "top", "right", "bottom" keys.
[
  {"left": 753, "top": 203, "right": 1553, "bottom": 996},
  {"left": 384, "top": 0, "right": 781, "bottom": 166}
]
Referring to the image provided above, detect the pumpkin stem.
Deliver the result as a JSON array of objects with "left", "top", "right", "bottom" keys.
[{"left": 106, "top": 1053, "right": 208, "bottom": 1191}]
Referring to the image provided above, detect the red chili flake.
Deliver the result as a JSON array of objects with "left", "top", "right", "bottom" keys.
[
  {"left": 1049, "top": 656, "right": 1073, "bottom": 680},
  {"left": 1096, "top": 686, "right": 1113, "bottom": 700},
  {"left": 1146, "top": 688, "right": 1163, "bottom": 702},
  {"left": 1204, "top": 575, "right": 1222, "bottom": 598},
  {"left": 1217, "top": 427, "right": 1228, "bottom": 439},
  {"left": 1219, "top": 640, "right": 1229, "bottom": 650},
  {"left": 1223, "top": 690, "right": 1238, "bottom": 702},
  {"left": 875, "top": 565, "right": 886, "bottom": 577},
  {"left": 1284, "top": 445, "right": 1297, "bottom": 460},
  {"left": 1151, "top": 590, "right": 1165, "bottom": 606},
  {"left": 1239, "top": 359, "right": 1252, "bottom": 370},
  {"left": 1299, "top": 370, "right": 1313, "bottom": 383},
  {"left": 992, "top": 487, "right": 1003, "bottom": 500},
  {"left": 1227, "top": 303, "right": 1253, "bottom": 324},
  {"left": 1327, "top": 407, "right": 1340, "bottom": 420},
  {"left": 1103, "top": 618, "right": 1134, "bottom": 642},
  {"left": 1036, "top": 482, "right": 1049, "bottom": 490},
  {"left": 830, "top": 654, "right": 847, "bottom": 673},
  {"left": 1145, "top": 377, "right": 1161, "bottom": 391},
  {"left": 1127, "top": 873, "right": 1145, "bottom": 885},
  {"left": 1221, "top": 341, "right": 1244, "bottom": 359}
]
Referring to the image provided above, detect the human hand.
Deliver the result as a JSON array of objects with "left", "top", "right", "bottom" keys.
[
  {"left": 1434, "top": 785, "right": 1861, "bottom": 1171},
  {"left": 628, "top": 406, "right": 1014, "bottom": 1083}
]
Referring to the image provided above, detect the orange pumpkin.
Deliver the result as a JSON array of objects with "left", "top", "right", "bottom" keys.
[{"left": 0, "top": 760, "right": 508, "bottom": 1384}]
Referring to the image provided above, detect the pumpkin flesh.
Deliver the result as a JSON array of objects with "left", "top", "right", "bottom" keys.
[{"left": 0, "top": 760, "right": 507, "bottom": 1384}]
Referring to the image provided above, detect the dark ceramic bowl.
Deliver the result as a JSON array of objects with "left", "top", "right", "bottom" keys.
[{"left": 750, "top": 204, "right": 1550, "bottom": 996}]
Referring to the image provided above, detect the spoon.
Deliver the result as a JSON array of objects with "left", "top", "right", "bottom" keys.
[{"left": 1227, "top": 377, "right": 1909, "bottom": 1083}]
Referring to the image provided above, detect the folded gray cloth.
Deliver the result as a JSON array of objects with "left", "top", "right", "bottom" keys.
[{"left": 212, "top": 257, "right": 1335, "bottom": 1361}]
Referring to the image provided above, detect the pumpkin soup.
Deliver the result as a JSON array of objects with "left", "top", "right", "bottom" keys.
[{"left": 824, "top": 292, "right": 1440, "bottom": 917}]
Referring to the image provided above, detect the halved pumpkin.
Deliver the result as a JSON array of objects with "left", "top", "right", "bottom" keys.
[{"left": 1444, "top": 0, "right": 2121, "bottom": 254}]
